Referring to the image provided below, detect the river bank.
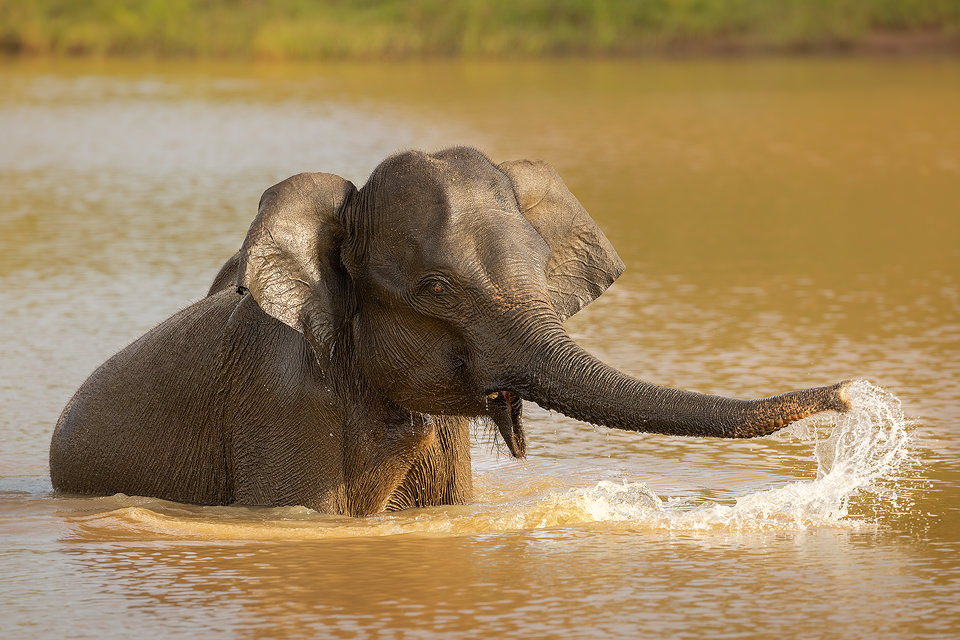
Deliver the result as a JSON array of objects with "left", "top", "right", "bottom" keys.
[{"left": 2, "top": 0, "right": 958, "bottom": 59}]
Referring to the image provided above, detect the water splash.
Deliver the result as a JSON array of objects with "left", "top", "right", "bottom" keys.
[
  {"left": 74, "top": 380, "right": 916, "bottom": 539},
  {"left": 558, "top": 379, "right": 917, "bottom": 532}
]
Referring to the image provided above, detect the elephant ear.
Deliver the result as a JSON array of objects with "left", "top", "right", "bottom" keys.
[
  {"left": 499, "top": 159, "right": 625, "bottom": 320},
  {"left": 237, "top": 172, "right": 357, "bottom": 362}
]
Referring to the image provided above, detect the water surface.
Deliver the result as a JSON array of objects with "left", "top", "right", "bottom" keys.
[{"left": 1, "top": 58, "right": 958, "bottom": 638}]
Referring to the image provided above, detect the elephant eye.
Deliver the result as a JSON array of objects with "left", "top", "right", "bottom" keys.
[{"left": 420, "top": 276, "right": 450, "bottom": 296}]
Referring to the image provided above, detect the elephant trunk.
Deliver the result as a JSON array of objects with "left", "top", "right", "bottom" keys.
[{"left": 512, "top": 328, "right": 850, "bottom": 439}]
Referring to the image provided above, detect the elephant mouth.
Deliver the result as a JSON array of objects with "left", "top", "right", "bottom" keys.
[{"left": 486, "top": 390, "right": 526, "bottom": 458}]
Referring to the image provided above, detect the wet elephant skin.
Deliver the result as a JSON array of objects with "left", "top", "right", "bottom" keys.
[{"left": 49, "top": 147, "right": 849, "bottom": 516}]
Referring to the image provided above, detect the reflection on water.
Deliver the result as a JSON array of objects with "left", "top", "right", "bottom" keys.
[
  {"left": 1, "top": 58, "right": 958, "bottom": 638},
  {"left": 44, "top": 529, "right": 955, "bottom": 639}
]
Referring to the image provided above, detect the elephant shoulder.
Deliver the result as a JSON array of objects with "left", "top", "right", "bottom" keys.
[
  {"left": 54, "top": 290, "right": 244, "bottom": 442},
  {"left": 50, "top": 290, "right": 243, "bottom": 502}
]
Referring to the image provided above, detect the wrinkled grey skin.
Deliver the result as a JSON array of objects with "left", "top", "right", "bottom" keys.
[{"left": 50, "top": 147, "right": 851, "bottom": 516}]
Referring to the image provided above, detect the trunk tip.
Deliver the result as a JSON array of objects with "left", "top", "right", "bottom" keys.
[{"left": 833, "top": 380, "right": 854, "bottom": 412}]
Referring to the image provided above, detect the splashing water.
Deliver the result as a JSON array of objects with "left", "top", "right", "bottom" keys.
[
  {"left": 77, "top": 380, "right": 916, "bottom": 539},
  {"left": 556, "top": 379, "right": 916, "bottom": 532}
]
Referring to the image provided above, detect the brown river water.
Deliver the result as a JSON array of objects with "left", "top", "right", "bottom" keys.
[{"left": 1, "top": 58, "right": 958, "bottom": 638}]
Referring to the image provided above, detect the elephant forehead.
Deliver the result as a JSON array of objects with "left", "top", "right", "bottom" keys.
[
  {"left": 374, "top": 174, "right": 508, "bottom": 224},
  {"left": 364, "top": 210, "right": 549, "bottom": 298},
  {"left": 370, "top": 179, "right": 544, "bottom": 255},
  {"left": 441, "top": 205, "right": 550, "bottom": 266}
]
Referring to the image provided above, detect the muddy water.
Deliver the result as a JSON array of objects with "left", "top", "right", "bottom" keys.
[{"left": 1, "top": 58, "right": 958, "bottom": 638}]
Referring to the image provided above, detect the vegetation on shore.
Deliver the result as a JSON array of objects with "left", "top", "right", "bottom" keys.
[{"left": 2, "top": 0, "right": 959, "bottom": 59}]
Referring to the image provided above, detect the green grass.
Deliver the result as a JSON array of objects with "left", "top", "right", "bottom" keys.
[{"left": 2, "top": 0, "right": 959, "bottom": 58}]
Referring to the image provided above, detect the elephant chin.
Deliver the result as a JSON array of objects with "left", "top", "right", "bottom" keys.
[{"left": 486, "top": 391, "right": 526, "bottom": 458}]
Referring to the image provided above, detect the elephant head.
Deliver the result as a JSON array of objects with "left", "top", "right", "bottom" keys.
[{"left": 237, "top": 147, "right": 850, "bottom": 458}]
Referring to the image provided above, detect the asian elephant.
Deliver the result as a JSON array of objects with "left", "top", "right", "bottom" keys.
[{"left": 49, "top": 147, "right": 851, "bottom": 516}]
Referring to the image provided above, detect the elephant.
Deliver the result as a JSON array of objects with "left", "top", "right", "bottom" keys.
[{"left": 49, "top": 147, "right": 851, "bottom": 516}]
